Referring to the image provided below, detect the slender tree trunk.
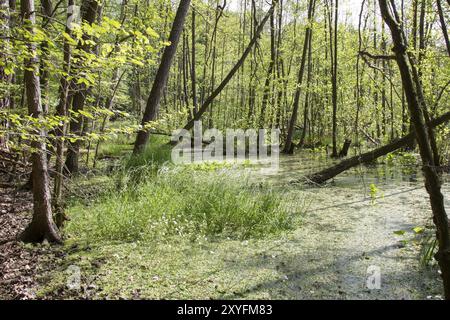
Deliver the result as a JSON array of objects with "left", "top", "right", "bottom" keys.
[
  {"left": 259, "top": 0, "right": 276, "bottom": 128},
  {"left": 298, "top": 20, "right": 314, "bottom": 148},
  {"left": 354, "top": 0, "right": 367, "bottom": 144},
  {"left": 404, "top": 0, "right": 419, "bottom": 150},
  {"left": 381, "top": 22, "right": 387, "bottom": 137},
  {"left": 246, "top": 0, "right": 258, "bottom": 125},
  {"left": 8, "top": 0, "right": 16, "bottom": 111},
  {"left": 191, "top": 8, "right": 198, "bottom": 114},
  {"left": 436, "top": 0, "right": 450, "bottom": 56},
  {"left": 182, "top": 32, "right": 189, "bottom": 109},
  {"left": 207, "top": 0, "right": 225, "bottom": 128},
  {"left": 133, "top": 0, "right": 191, "bottom": 154},
  {"left": 331, "top": 0, "right": 338, "bottom": 157},
  {"left": 274, "top": 0, "right": 284, "bottom": 129},
  {"left": 0, "top": 0, "right": 11, "bottom": 147},
  {"left": 418, "top": 0, "right": 426, "bottom": 64},
  {"left": 19, "top": 0, "right": 61, "bottom": 243},
  {"left": 39, "top": 0, "right": 53, "bottom": 114},
  {"left": 53, "top": 0, "right": 75, "bottom": 227},
  {"left": 283, "top": 0, "right": 315, "bottom": 154},
  {"left": 64, "top": 0, "right": 100, "bottom": 174},
  {"left": 379, "top": 0, "right": 450, "bottom": 299},
  {"left": 183, "top": 0, "right": 279, "bottom": 131}
]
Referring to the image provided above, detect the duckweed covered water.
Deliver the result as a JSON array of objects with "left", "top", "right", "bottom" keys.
[{"left": 45, "top": 150, "right": 449, "bottom": 299}]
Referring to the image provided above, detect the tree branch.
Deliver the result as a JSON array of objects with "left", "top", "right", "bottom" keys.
[{"left": 359, "top": 50, "right": 395, "bottom": 60}]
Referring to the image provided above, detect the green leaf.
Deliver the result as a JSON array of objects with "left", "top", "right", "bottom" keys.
[
  {"left": 62, "top": 32, "right": 78, "bottom": 46},
  {"left": 412, "top": 227, "right": 425, "bottom": 234},
  {"left": 145, "top": 27, "right": 159, "bottom": 38}
]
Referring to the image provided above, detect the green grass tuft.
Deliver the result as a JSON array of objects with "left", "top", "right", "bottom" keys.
[{"left": 66, "top": 167, "right": 293, "bottom": 243}]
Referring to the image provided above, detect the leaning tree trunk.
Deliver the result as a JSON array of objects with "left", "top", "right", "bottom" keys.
[
  {"left": 19, "top": 0, "right": 61, "bottom": 243},
  {"left": 183, "top": 0, "right": 279, "bottom": 131},
  {"left": 283, "top": 0, "right": 315, "bottom": 154},
  {"left": 258, "top": 0, "right": 276, "bottom": 129},
  {"left": 436, "top": 0, "right": 450, "bottom": 56},
  {"left": 133, "top": 0, "right": 191, "bottom": 154},
  {"left": 298, "top": 15, "right": 314, "bottom": 149},
  {"left": 379, "top": 0, "right": 450, "bottom": 299},
  {"left": 304, "top": 111, "right": 450, "bottom": 184}
]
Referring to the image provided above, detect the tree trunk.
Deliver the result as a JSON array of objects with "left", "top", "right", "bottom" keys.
[
  {"left": 298, "top": 20, "right": 314, "bottom": 148},
  {"left": 379, "top": 0, "right": 450, "bottom": 299},
  {"left": 133, "top": 0, "right": 191, "bottom": 154},
  {"left": 182, "top": 0, "right": 279, "bottom": 131},
  {"left": 39, "top": 0, "right": 53, "bottom": 114},
  {"left": 258, "top": 0, "right": 276, "bottom": 128},
  {"left": 190, "top": 8, "right": 198, "bottom": 115},
  {"left": 304, "top": 111, "right": 450, "bottom": 184},
  {"left": 354, "top": 0, "right": 367, "bottom": 144},
  {"left": 54, "top": 0, "right": 75, "bottom": 227},
  {"left": 0, "top": 0, "right": 11, "bottom": 147},
  {"left": 282, "top": 0, "right": 315, "bottom": 154},
  {"left": 436, "top": 0, "right": 450, "bottom": 56},
  {"left": 331, "top": 0, "right": 338, "bottom": 157},
  {"left": 19, "top": 0, "right": 61, "bottom": 243},
  {"left": 64, "top": 0, "right": 100, "bottom": 174},
  {"left": 274, "top": 0, "right": 284, "bottom": 129},
  {"left": 338, "top": 138, "right": 351, "bottom": 157}
]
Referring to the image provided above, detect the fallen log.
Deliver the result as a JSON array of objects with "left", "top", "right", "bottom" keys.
[{"left": 303, "top": 111, "right": 450, "bottom": 184}]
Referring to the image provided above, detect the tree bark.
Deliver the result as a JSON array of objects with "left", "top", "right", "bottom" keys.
[
  {"left": 0, "top": 0, "right": 11, "bottom": 147},
  {"left": 19, "top": 0, "right": 61, "bottom": 243},
  {"left": 436, "top": 0, "right": 450, "bottom": 56},
  {"left": 182, "top": 0, "right": 279, "bottom": 131},
  {"left": 274, "top": 0, "right": 284, "bottom": 129},
  {"left": 190, "top": 8, "right": 198, "bottom": 115},
  {"left": 133, "top": 0, "right": 191, "bottom": 154},
  {"left": 304, "top": 111, "right": 450, "bottom": 184},
  {"left": 53, "top": 0, "right": 75, "bottom": 227},
  {"left": 379, "top": 0, "right": 450, "bottom": 298},
  {"left": 258, "top": 0, "right": 276, "bottom": 128},
  {"left": 331, "top": 0, "right": 338, "bottom": 157},
  {"left": 282, "top": 0, "right": 315, "bottom": 154},
  {"left": 64, "top": 0, "right": 100, "bottom": 174},
  {"left": 39, "top": 0, "right": 53, "bottom": 114},
  {"left": 298, "top": 17, "right": 314, "bottom": 148}
]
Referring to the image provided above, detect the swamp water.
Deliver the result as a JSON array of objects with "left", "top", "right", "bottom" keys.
[
  {"left": 61, "top": 150, "right": 449, "bottom": 299},
  {"left": 239, "top": 150, "right": 450, "bottom": 299}
]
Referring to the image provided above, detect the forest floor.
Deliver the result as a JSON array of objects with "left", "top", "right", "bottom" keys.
[
  {"left": 0, "top": 150, "right": 448, "bottom": 299},
  {"left": 0, "top": 179, "right": 65, "bottom": 299}
]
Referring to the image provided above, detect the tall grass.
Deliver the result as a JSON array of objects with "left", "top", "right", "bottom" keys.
[
  {"left": 124, "top": 136, "right": 172, "bottom": 170},
  {"left": 66, "top": 140, "right": 293, "bottom": 242}
]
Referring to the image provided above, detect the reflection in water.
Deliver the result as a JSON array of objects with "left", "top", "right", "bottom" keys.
[
  {"left": 243, "top": 150, "right": 449, "bottom": 299},
  {"left": 252, "top": 150, "right": 449, "bottom": 191}
]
